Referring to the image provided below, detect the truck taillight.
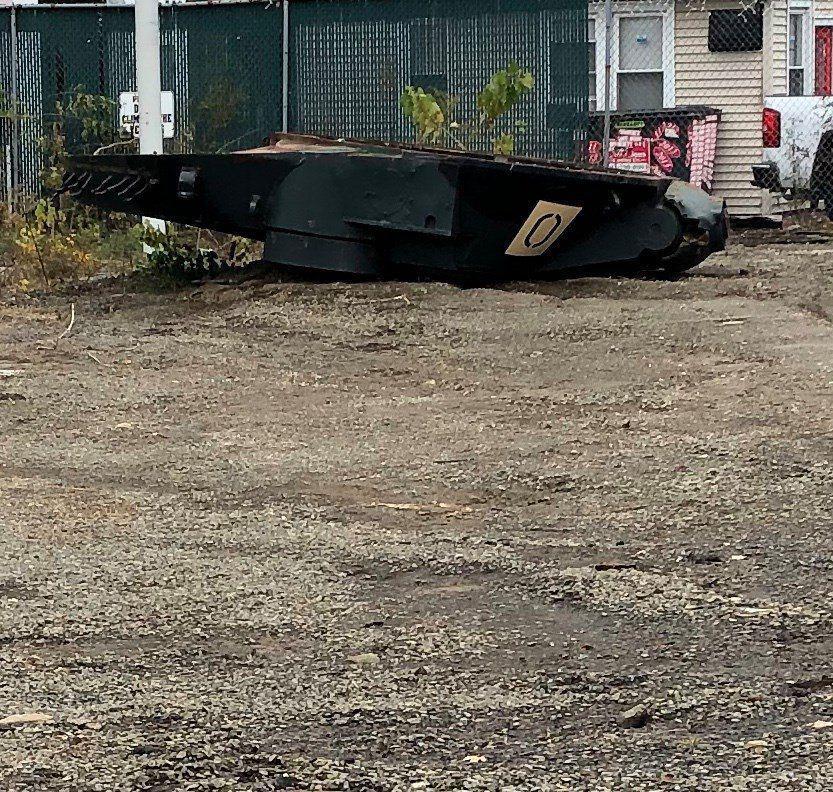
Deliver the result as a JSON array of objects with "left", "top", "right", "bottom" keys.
[{"left": 763, "top": 108, "right": 781, "bottom": 148}]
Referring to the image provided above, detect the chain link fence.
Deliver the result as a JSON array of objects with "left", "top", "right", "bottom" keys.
[
  {"left": 0, "top": 1, "right": 284, "bottom": 199},
  {"left": 2, "top": 0, "right": 833, "bottom": 223},
  {"left": 289, "top": 0, "right": 588, "bottom": 160}
]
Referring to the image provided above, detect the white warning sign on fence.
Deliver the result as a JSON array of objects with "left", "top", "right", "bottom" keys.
[{"left": 119, "top": 92, "right": 175, "bottom": 139}]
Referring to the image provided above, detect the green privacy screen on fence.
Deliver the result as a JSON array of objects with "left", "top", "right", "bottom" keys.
[
  {"left": 3, "top": 2, "right": 284, "bottom": 194},
  {"left": 1, "top": 0, "right": 587, "bottom": 199},
  {"left": 290, "top": 0, "right": 588, "bottom": 161},
  {"left": 161, "top": 5, "right": 283, "bottom": 154}
]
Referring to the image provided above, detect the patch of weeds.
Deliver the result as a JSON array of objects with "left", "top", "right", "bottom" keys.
[
  {"left": 134, "top": 225, "right": 261, "bottom": 289},
  {"left": 0, "top": 203, "right": 145, "bottom": 295},
  {"left": 0, "top": 201, "right": 261, "bottom": 296}
]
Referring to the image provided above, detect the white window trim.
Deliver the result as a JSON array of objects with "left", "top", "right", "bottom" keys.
[
  {"left": 589, "top": 18, "right": 597, "bottom": 111},
  {"left": 812, "top": 13, "right": 833, "bottom": 98},
  {"left": 590, "top": 14, "right": 602, "bottom": 109},
  {"left": 788, "top": 5, "right": 814, "bottom": 96},
  {"left": 589, "top": 1, "right": 675, "bottom": 112}
]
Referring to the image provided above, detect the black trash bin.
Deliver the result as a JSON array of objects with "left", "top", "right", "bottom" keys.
[{"left": 587, "top": 106, "right": 721, "bottom": 193}]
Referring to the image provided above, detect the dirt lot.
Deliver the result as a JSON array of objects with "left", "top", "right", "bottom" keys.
[{"left": 2, "top": 233, "right": 833, "bottom": 791}]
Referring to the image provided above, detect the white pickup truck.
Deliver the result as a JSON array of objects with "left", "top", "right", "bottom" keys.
[{"left": 754, "top": 97, "right": 833, "bottom": 215}]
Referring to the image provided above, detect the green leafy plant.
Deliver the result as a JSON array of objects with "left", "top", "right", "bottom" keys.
[
  {"left": 35, "top": 89, "right": 121, "bottom": 191},
  {"left": 65, "top": 89, "right": 117, "bottom": 147},
  {"left": 38, "top": 120, "right": 68, "bottom": 192},
  {"left": 492, "top": 133, "right": 516, "bottom": 157},
  {"left": 400, "top": 62, "right": 534, "bottom": 156},
  {"left": 0, "top": 89, "right": 16, "bottom": 118},
  {"left": 137, "top": 225, "right": 259, "bottom": 287},
  {"left": 1, "top": 200, "right": 144, "bottom": 294},
  {"left": 477, "top": 62, "right": 534, "bottom": 127},
  {"left": 192, "top": 77, "right": 249, "bottom": 153},
  {"left": 399, "top": 87, "right": 446, "bottom": 145},
  {"left": 0, "top": 85, "right": 256, "bottom": 295}
]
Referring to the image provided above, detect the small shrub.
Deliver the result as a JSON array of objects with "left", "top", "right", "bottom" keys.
[
  {"left": 400, "top": 62, "right": 534, "bottom": 156},
  {"left": 135, "top": 225, "right": 260, "bottom": 287},
  {"left": 476, "top": 62, "right": 535, "bottom": 129},
  {"left": 400, "top": 87, "right": 446, "bottom": 145},
  {"left": 0, "top": 85, "right": 258, "bottom": 295},
  {"left": 0, "top": 205, "right": 144, "bottom": 294}
]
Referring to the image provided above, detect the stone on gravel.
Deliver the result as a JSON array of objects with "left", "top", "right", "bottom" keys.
[
  {"left": 0, "top": 713, "right": 53, "bottom": 726},
  {"left": 745, "top": 739, "right": 769, "bottom": 750},
  {"left": 810, "top": 721, "right": 833, "bottom": 730},
  {"left": 619, "top": 704, "right": 650, "bottom": 729},
  {"left": 348, "top": 653, "right": 380, "bottom": 666}
]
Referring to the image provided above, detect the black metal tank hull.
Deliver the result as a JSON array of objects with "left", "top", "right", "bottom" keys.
[{"left": 62, "top": 135, "right": 727, "bottom": 279}]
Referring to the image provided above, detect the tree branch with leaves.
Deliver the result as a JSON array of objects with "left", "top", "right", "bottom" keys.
[{"left": 400, "top": 62, "right": 534, "bottom": 156}]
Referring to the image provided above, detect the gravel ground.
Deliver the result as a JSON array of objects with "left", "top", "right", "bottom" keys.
[{"left": 2, "top": 234, "right": 833, "bottom": 790}]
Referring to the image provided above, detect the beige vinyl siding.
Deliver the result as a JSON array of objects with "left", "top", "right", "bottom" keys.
[
  {"left": 675, "top": 0, "right": 765, "bottom": 216},
  {"left": 767, "top": 0, "right": 788, "bottom": 96}
]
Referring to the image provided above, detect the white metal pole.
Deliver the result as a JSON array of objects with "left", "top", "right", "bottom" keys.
[
  {"left": 282, "top": 0, "right": 290, "bottom": 134},
  {"left": 134, "top": 0, "right": 165, "bottom": 237},
  {"left": 9, "top": 5, "right": 19, "bottom": 212},
  {"left": 135, "top": 0, "right": 164, "bottom": 156},
  {"left": 602, "top": 0, "right": 612, "bottom": 168}
]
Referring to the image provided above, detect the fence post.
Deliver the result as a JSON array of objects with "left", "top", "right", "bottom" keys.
[
  {"left": 9, "top": 4, "right": 19, "bottom": 212},
  {"left": 602, "top": 0, "right": 612, "bottom": 168},
  {"left": 134, "top": 0, "right": 166, "bottom": 242},
  {"left": 135, "top": 0, "right": 164, "bottom": 156},
  {"left": 282, "top": 0, "right": 290, "bottom": 133}
]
